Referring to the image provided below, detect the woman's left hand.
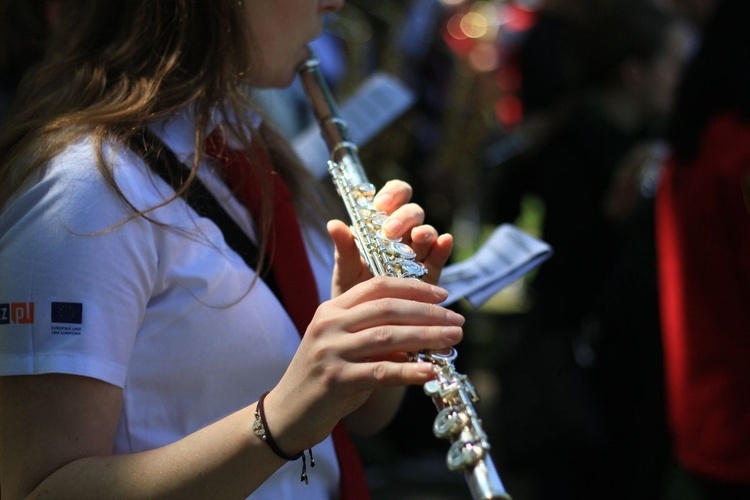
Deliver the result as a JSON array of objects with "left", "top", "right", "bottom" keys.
[{"left": 328, "top": 179, "right": 453, "bottom": 297}]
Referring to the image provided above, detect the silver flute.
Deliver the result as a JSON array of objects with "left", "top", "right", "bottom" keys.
[{"left": 298, "top": 52, "right": 511, "bottom": 500}]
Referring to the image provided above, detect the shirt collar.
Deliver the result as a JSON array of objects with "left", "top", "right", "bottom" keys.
[{"left": 146, "top": 105, "right": 262, "bottom": 166}]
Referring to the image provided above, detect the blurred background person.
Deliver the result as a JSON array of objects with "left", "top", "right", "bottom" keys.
[
  {"left": 656, "top": 0, "right": 750, "bottom": 498},
  {"left": 480, "top": 1, "right": 688, "bottom": 498}
]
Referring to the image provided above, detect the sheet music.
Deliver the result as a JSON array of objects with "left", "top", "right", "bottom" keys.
[
  {"left": 292, "top": 72, "right": 415, "bottom": 177},
  {"left": 438, "top": 224, "right": 553, "bottom": 308}
]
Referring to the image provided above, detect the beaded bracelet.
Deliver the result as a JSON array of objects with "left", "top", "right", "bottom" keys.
[{"left": 254, "top": 391, "right": 315, "bottom": 484}]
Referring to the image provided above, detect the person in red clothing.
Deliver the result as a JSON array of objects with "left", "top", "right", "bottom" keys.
[{"left": 657, "top": 0, "right": 750, "bottom": 497}]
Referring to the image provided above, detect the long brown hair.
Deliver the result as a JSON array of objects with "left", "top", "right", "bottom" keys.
[{"left": 0, "top": 0, "right": 334, "bottom": 271}]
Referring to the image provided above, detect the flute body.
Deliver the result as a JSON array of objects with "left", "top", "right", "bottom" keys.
[{"left": 298, "top": 54, "right": 511, "bottom": 500}]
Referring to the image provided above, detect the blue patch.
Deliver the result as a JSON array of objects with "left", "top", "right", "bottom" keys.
[{"left": 51, "top": 302, "right": 83, "bottom": 324}]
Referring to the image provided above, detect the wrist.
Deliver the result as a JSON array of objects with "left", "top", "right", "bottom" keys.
[
  {"left": 254, "top": 391, "right": 303, "bottom": 459},
  {"left": 253, "top": 391, "right": 315, "bottom": 484}
]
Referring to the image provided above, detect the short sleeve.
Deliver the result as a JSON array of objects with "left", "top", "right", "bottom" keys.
[{"left": 0, "top": 139, "right": 162, "bottom": 387}]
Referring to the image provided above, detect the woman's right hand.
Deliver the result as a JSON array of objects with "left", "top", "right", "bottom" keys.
[
  {"left": 0, "top": 276, "right": 463, "bottom": 500},
  {"left": 262, "top": 275, "right": 464, "bottom": 456}
]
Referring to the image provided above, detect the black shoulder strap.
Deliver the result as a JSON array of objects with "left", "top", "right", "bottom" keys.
[{"left": 128, "top": 129, "right": 271, "bottom": 286}]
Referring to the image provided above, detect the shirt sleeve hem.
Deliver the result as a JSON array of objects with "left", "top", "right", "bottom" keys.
[{"left": 0, "top": 353, "right": 127, "bottom": 388}]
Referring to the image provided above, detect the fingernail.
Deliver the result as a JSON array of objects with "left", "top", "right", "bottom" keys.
[
  {"left": 444, "top": 327, "right": 462, "bottom": 342},
  {"left": 447, "top": 310, "right": 465, "bottom": 326},
  {"left": 374, "top": 192, "right": 392, "bottom": 207},
  {"left": 383, "top": 219, "right": 402, "bottom": 235},
  {"left": 418, "top": 363, "right": 436, "bottom": 377}
]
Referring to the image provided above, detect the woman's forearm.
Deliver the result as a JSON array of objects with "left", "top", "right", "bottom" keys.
[{"left": 21, "top": 405, "right": 284, "bottom": 500}]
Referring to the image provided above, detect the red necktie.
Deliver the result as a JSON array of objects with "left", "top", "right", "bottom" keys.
[{"left": 205, "top": 129, "right": 370, "bottom": 500}]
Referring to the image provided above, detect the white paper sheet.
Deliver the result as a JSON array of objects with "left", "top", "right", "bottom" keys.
[
  {"left": 438, "top": 224, "right": 553, "bottom": 308},
  {"left": 292, "top": 72, "right": 415, "bottom": 177}
]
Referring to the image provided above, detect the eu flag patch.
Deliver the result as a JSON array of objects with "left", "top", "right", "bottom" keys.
[{"left": 51, "top": 302, "right": 83, "bottom": 324}]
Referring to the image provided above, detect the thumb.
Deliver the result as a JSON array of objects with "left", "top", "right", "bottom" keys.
[{"left": 327, "top": 219, "right": 368, "bottom": 289}]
